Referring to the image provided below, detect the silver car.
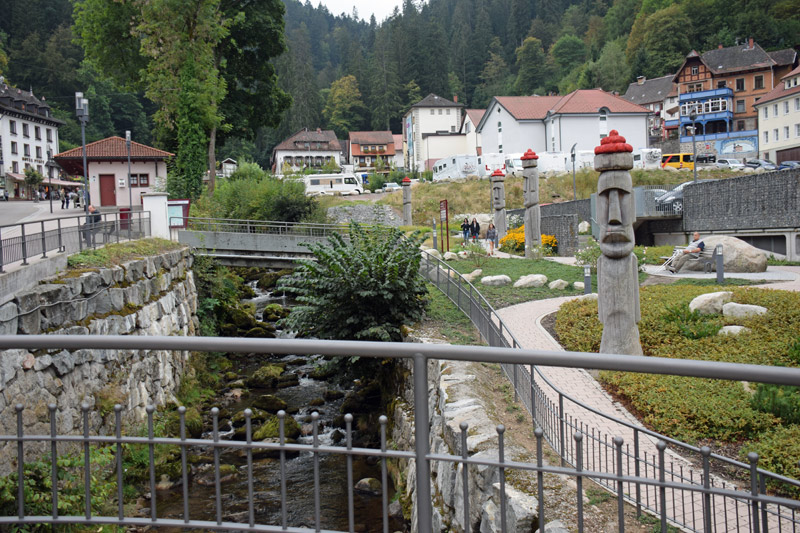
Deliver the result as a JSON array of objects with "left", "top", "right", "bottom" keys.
[{"left": 715, "top": 158, "right": 745, "bottom": 170}]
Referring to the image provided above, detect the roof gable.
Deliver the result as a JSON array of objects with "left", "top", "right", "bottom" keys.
[
  {"left": 55, "top": 136, "right": 174, "bottom": 160},
  {"left": 349, "top": 131, "right": 394, "bottom": 144},
  {"left": 623, "top": 75, "right": 675, "bottom": 105},
  {"left": 411, "top": 93, "right": 462, "bottom": 108},
  {"left": 700, "top": 42, "right": 775, "bottom": 74},
  {"left": 274, "top": 128, "right": 342, "bottom": 152},
  {"left": 553, "top": 89, "right": 650, "bottom": 114}
]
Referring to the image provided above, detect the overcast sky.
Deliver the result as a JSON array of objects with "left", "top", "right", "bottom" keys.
[{"left": 315, "top": 0, "right": 403, "bottom": 23}]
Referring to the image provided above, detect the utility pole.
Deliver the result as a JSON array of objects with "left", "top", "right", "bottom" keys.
[{"left": 75, "top": 92, "right": 90, "bottom": 213}]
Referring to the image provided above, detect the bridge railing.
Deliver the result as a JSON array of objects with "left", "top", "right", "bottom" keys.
[
  {"left": 178, "top": 217, "right": 357, "bottom": 238},
  {"left": 419, "top": 251, "right": 800, "bottom": 532},
  {"left": 0, "top": 211, "right": 151, "bottom": 273},
  {"left": 0, "top": 335, "right": 799, "bottom": 533}
]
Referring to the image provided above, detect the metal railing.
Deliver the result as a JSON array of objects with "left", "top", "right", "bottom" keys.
[
  {"left": 0, "top": 210, "right": 151, "bottom": 272},
  {"left": 419, "top": 252, "right": 800, "bottom": 532},
  {"left": 180, "top": 217, "right": 361, "bottom": 238},
  {"left": 0, "top": 335, "right": 799, "bottom": 532}
]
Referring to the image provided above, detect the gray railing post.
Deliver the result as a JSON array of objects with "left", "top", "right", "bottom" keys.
[
  {"left": 40, "top": 221, "right": 47, "bottom": 258},
  {"left": 535, "top": 428, "right": 545, "bottom": 530},
  {"left": 716, "top": 244, "right": 724, "bottom": 284},
  {"left": 0, "top": 227, "right": 4, "bottom": 272},
  {"left": 16, "top": 404, "right": 24, "bottom": 520},
  {"left": 634, "top": 428, "right": 642, "bottom": 517},
  {"left": 748, "top": 453, "right": 761, "bottom": 533},
  {"left": 559, "top": 392, "right": 566, "bottom": 466},
  {"left": 530, "top": 364, "right": 536, "bottom": 429},
  {"left": 657, "top": 440, "right": 667, "bottom": 532},
  {"left": 575, "top": 432, "right": 584, "bottom": 531},
  {"left": 57, "top": 219, "right": 64, "bottom": 252},
  {"left": 21, "top": 224, "right": 28, "bottom": 265},
  {"left": 702, "top": 446, "right": 714, "bottom": 533},
  {"left": 615, "top": 437, "right": 625, "bottom": 533},
  {"left": 413, "top": 352, "right": 433, "bottom": 533}
]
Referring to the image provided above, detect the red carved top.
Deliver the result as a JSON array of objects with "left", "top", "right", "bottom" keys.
[
  {"left": 402, "top": 176, "right": 411, "bottom": 183},
  {"left": 594, "top": 130, "right": 633, "bottom": 154},
  {"left": 491, "top": 169, "right": 505, "bottom": 177},
  {"left": 520, "top": 149, "right": 539, "bottom": 160}
]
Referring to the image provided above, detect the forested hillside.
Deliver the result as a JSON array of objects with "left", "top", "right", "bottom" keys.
[{"left": 1, "top": 0, "right": 798, "bottom": 171}]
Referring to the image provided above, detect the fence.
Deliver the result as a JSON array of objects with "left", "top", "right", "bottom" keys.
[
  {"left": 0, "top": 334, "right": 799, "bottom": 532},
  {"left": 419, "top": 252, "right": 800, "bottom": 532},
  {"left": 0, "top": 210, "right": 151, "bottom": 272},
  {"left": 180, "top": 217, "right": 358, "bottom": 238}
]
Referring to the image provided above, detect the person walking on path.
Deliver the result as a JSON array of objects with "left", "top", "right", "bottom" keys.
[
  {"left": 461, "top": 218, "right": 470, "bottom": 245},
  {"left": 486, "top": 223, "right": 498, "bottom": 255},
  {"left": 470, "top": 217, "right": 480, "bottom": 243}
]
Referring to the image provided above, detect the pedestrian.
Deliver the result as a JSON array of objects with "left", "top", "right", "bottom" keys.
[
  {"left": 470, "top": 217, "right": 480, "bottom": 243},
  {"left": 84, "top": 205, "right": 102, "bottom": 247},
  {"left": 486, "top": 223, "right": 498, "bottom": 255},
  {"left": 460, "top": 218, "right": 470, "bottom": 245},
  {"left": 60, "top": 189, "right": 66, "bottom": 209},
  {"left": 65, "top": 191, "right": 70, "bottom": 209}
]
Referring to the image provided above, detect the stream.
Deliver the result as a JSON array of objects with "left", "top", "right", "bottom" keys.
[{"left": 154, "top": 281, "right": 404, "bottom": 531}]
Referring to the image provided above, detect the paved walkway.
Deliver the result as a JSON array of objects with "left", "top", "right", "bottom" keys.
[{"left": 496, "top": 264, "right": 800, "bottom": 531}]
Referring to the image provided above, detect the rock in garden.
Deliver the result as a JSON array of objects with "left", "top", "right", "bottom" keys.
[
  {"left": 578, "top": 221, "right": 590, "bottom": 233},
  {"left": 723, "top": 302, "right": 767, "bottom": 319},
  {"left": 535, "top": 520, "right": 569, "bottom": 533},
  {"left": 573, "top": 281, "right": 584, "bottom": 291},
  {"left": 463, "top": 269, "right": 483, "bottom": 282},
  {"left": 444, "top": 252, "right": 459, "bottom": 261},
  {"left": 718, "top": 325, "right": 751, "bottom": 336},
  {"left": 481, "top": 275, "right": 511, "bottom": 286},
  {"left": 514, "top": 274, "right": 547, "bottom": 288},
  {"left": 480, "top": 482, "right": 537, "bottom": 533},
  {"left": 682, "top": 236, "right": 767, "bottom": 273},
  {"left": 355, "top": 477, "right": 382, "bottom": 496},
  {"left": 576, "top": 293, "right": 598, "bottom": 301},
  {"left": 458, "top": 251, "right": 469, "bottom": 259},
  {"left": 548, "top": 279, "right": 569, "bottom": 290},
  {"left": 689, "top": 291, "right": 733, "bottom": 315},
  {"left": 423, "top": 249, "right": 442, "bottom": 260}
]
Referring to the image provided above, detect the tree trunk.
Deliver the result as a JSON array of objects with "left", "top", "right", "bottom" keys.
[{"left": 207, "top": 126, "right": 216, "bottom": 194}]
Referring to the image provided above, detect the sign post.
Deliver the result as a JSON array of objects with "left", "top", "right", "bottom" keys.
[{"left": 439, "top": 199, "right": 449, "bottom": 252}]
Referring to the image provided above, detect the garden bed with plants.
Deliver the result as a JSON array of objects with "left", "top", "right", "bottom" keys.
[{"left": 555, "top": 284, "right": 800, "bottom": 493}]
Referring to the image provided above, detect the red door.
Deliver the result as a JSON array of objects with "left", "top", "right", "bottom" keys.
[{"left": 99, "top": 175, "right": 116, "bottom": 206}]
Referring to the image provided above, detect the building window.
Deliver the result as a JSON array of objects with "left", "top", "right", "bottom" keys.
[
  {"left": 450, "top": 125, "right": 455, "bottom": 132},
  {"left": 23, "top": 144, "right": 30, "bottom": 157},
  {"left": 438, "top": 109, "right": 442, "bottom": 115},
  {"left": 785, "top": 126, "right": 790, "bottom": 139},
  {"left": 12, "top": 162, "right": 18, "bottom": 173},
  {"left": 22, "top": 124, "right": 29, "bottom": 137},
  {"left": 764, "top": 131, "right": 769, "bottom": 143},
  {"left": 498, "top": 144, "right": 503, "bottom": 153},
  {"left": 754, "top": 75, "right": 764, "bottom": 90},
  {"left": 430, "top": 109, "right": 434, "bottom": 115},
  {"left": 796, "top": 98, "right": 800, "bottom": 111},
  {"left": 35, "top": 146, "right": 41, "bottom": 159},
  {"left": 130, "top": 174, "right": 138, "bottom": 187},
  {"left": 735, "top": 100, "right": 745, "bottom": 113},
  {"left": 465, "top": 122, "right": 471, "bottom": 134},
  {"left": 34, "top": 126, "right": 41, "bottom": 140},
  {"left": 9, "top": 120, "right": 16, "bottom": 134},
  {"left": 784, "top": 101, "right": 790, "bottom": 114},
  {"left": 687, "top": 83, "right": 703, "bottom": 92},
  {"left": 736, "top": 78, "right": 745, "bottom": 91},
  {"left": 37, "top": 165, "right": 43, "bottom": 174},
  {"left": 497, "top": 121, "right": 502, "bottom": 133},
  {"left": 773, "top": 104, "right": 778, "bottom": 115},
  {"left": 46, "top": 129, "right": 52, "bottom": 142},
  {"left": 737, "top": 120, "right": 745, "bottom": 131},
  {"left": 446, "top": 109, "right": 451, "bottom": 115},
  {"left": 774, "top": 128, "right": 779, "bottom": 141},
  {"left": 763, "top": 107, "right": 768, "bottom": 118},
  {"left": 796, "top": 124, "right": 800, "bottom": 137},
  {"left": 717, "top": 80, "right": 726, "bottom": 88},
  {"left": 691, "top": 66, "right": 699, "bottom": 75},
  {"left": 10, "top": 141, "right": 17, "bottom": 154}
]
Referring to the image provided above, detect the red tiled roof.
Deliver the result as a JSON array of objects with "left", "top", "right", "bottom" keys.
[
  {"left": 55, "top": 136, "right": 173, "bottom": 159},
  {"left": 495, "top": 96, "right": 562, "bottom": 120},
  {"left": 349, "top": 131, "right": 394, "bottom": 145},
  {"left": 551, "top": 89, "right": 650, "bottom": 114},
  {"left": 781, "top": 64, "right": 800, "bottom": 80},
  {"left": 466, "top": 109, "right": 486, "bottom": 125},
  {"left": 754, "top": 77, "right": 800, "bottom": 107},
  {"left": 393, "top": 134, "right": 403, "bottom": 151},
  {"left": 274, "top": 128, "right": 341, "bottom": 152}
]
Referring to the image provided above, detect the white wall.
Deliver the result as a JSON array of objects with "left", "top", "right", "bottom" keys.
[
  {"left": 405, "top": 105, "right": 462, "bottom": 171},
  {"left": 756, "top": 95, "right": 800, "bottom": 161},
  {"left": 547, "top": 114, "right": 649, "bottom": 153},
  {"left": 463, "top": 115, "right": 481, "bottom": 156},
  {"left": 0, "top": 116, "right": 60, "bottom": 180},
  {"left": 424, "top": 135, "right": 468, "bottom": 169},
  {"left": 480, "top": 102, "right": 548, "bottom": 154},
  {"left": 88, "top": 160, "right": 167, "bottom": 208}
]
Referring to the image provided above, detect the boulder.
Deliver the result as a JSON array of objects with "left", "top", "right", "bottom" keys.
[
  {"left": 689, "top": 291, "right": 733, "bottom": 315},
  {"left": 535, "top": 520, "right": 569, "bottom": 533},
  {"left": 723, "top": 302, "right": 767, "bottom": 319},
  {"left": 252, "top": 395, "right": 288, "bottom": 413},
  {"left": 548, "top": 279, "right": 569, "bottom": 290},
  {"left": 354, "top": 477, "right": 382, "bottom": 496},
  {"left": 718, "top": 325, "right": 751, "bottom": 336},
  {"left": 578, "top": 221, "right": 590, "bottom": 233},
  {"left": 681, "top": 236, "right": 767, "bottom": 273},
  {"left": 246, "top": 364, "right": 284, "bottom": 388},
  {"left": 444, "top": 252, "right": 459, "bottom": 261},
  {"left": 463, "top": 269, "right": 483, "bottom": 283},
  {"left": 479, "top": 483, "right": 537, "bottom": 533},
  {"left": 514, "top": 274, "right": 547, "bottom": 288},
  {"left": 573, "top": 281, "right": 585, "bottom": 291},
  {"left": 458, "top": 251, "right": 469, "bottom": 259},
  {"left": 422, "top": 248, "right": 442, "bottom": 260},
  {"left": 481, "top": 275, "right": 511, "bottom": 286}
]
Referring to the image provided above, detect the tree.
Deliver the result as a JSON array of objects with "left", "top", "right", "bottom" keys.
[
  {"left": 403, "top": 80, "right": 423, "bottom": 113},
  {"left": 278, "top": 223, "right": 428, "bottom": 342},
  {"left": 323, "top": 75, "right": 365, "bottom": 139},
  {"left": 514, "top": 37, "right": 547, "bottom": 95},
  {"left": 550, "top": 34, "right": 587, "bottom": 74},
  {"left": 366, "top": 29, "right": 402, "bottom": 130},
  {"left": 169, "top": 58, "right": 210, "bottom": 201},
  {"left": 0, "top": 32, "right": 8, "bottom": 78},
  {"left": 642, "top": 5, "right": 691, "bottom": 78},
  {"left": 594, "top": 39, "right": 631, "bottom": 93},
  {"left": 24, "top": 168, "right": 44, "bottom": 199}
]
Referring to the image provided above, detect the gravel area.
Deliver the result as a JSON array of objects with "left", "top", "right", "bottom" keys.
[{"left": 326, "top": 204, "right": 403, "bottom": 226}]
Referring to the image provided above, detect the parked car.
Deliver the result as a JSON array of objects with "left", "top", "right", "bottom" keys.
[
  {"left": 777, "top": 160, "right": 800, "bottom": 169},
  {"left": 715, "top": 158, "right": 745, "bottom": 170},
  {"left": 655, "top": 181, "right": 714, "bottom": 214},
  {"left": 382, "top": 182, "right": 402, "bottom": 193},
  {"left": 745, "top": 159, "right": 778, "bottom": 170}
]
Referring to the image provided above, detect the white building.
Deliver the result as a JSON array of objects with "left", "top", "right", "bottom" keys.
[
  {"left": 403, "top": 94, "right": 464, "bottom": 172},
  {"left": 220, "top": 158, "right": 238, "bottom": 177},
  {"left": 0, "top": 80, "right": 64, "bottom": 199},
  {"left": 754, "top": 64, "right": 800, "bottom": 162},
  {"left": 272, "top": 128, "right": 343, "bottom": 173},
  {"left": 54, "top": 136, "right": 172, "bottom": 208},
  {"left": 349, "top": 131, "right": 396, "bottom": 174},
  {"left": 391, "top": 134, "right": 404, "bottom": 170},
  {"left": 462, "top": 109, "right": 485, "bottom": 156},
  {"left": 477, "top": 89, "right": 650, "bottom": 156},
  {"left": 622, "top": 75, "right": 678, "bottom": 141}
]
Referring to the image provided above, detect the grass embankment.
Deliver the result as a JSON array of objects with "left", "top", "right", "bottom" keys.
[
  {"left": 66, "top": 238, "right": 184, "bottom": 269},
  {"left": 556, "top": 285, "right": 800, "bottom": 492}
]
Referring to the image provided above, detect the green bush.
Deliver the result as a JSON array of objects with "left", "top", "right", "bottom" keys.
[
  {"left": 742, "top": 424, "right": 800, "bottom": 496},
  {"left": 751, "top": 383, "right": 800, "bottom": 424},
  {"left": 278, "top": 223, "right": 428, "bottom": 341},
  {"left": 574, "top": 238, "right": 601, "bottom": 272}
]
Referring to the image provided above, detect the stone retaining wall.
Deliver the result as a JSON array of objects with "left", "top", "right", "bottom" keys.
[{"left": 0, "top": 248, "right": 198, "bottom": 471}]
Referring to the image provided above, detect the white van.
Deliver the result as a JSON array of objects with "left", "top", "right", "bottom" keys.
[
  {"left": 301, "top": 173, "right": 364, "bottom": 196},
  {"left": 477, "top": 153, "right": 507, "bottom": 177},
  {"left": 432, "top": 155, "right": 480, "bottom": 181},
  {"left": 633, "top": 148, "right": 662, "bottom": 170},
  {"left": 504, "top": 153, "right": 525, "bottom": 177}
]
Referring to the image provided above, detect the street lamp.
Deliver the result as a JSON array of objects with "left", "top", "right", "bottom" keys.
[
  {"left": 46, "top": 149, "right": 54, "bottom": 214},
  {"left": 570, "top": 143, "right": 578, "bottom": 200},
  {"left": 75, "top": 92, "right": 89, "bottom": 213},
  {"left": 126, "top": 130, "right": 132, "bottom": 240},
  {"left": 583, "top": 264, "right": 592, "bottom": 295},
  {"left": 689, "top": 112, "right": 698, "bottom": 183}
]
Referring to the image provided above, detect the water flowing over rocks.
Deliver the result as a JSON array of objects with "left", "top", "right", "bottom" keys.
[{"left": 0, "top": 248, "right": 198, "bottom": 472}]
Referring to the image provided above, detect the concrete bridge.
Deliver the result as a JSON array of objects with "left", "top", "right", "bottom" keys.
[{"left": 174, "top": 218, "right": 352, "bottom": 267}]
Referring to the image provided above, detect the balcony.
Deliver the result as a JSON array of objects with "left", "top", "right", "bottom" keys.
[
  {"left": 680, "top": 111, "right": 732, "bottom": 124},
  {"left": 678, "top": 87, "right": 733, "bottom": 102},
  {"left": 680, "top": 129, "right": 758, "bottom": 143}
]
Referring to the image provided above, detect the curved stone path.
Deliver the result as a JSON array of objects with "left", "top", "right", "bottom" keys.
[{"left": 495, "top": 265, "right": 800, "bottom": 531}]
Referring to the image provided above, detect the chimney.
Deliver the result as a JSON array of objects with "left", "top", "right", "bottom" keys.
[
  {"left": 453, "top": 94, "right": 458, "bottom": 103},
  {"left": 637, "top": 76, "right": 646, "bottom": 85},
  {"left": 749, "top": 37, "right": 754, "bottom": 49},
  {"left": 718, "top": 44, "right": 723, "bottom": 49},
  {"left": 316, "top": 128, "right": 321, "bottom": 133}
]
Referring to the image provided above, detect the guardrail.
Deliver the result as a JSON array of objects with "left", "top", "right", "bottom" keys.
[
  {"left": 419, "top": 251, "right": 800, "bottom": 532},
  {"left": 179, "top": 217, "right": 359, "bottom": 237},
  {"left": 0, "top": 335, "right": 798, "bottom": 532},
  {"left": 0, "top": 211, "right": 151, "bottom": 272}
]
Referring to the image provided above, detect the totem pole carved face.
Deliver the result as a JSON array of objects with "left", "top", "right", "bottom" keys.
[
  {"left": 492, "top": 185, "right": 505, "bottom": 209},
  {"left": 597, "top": 171, "right": 635, "bottom": 258}
]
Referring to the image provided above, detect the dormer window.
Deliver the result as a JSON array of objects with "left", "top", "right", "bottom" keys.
[{"left": 691, "top": 66, "right": 699, "bottom": 75}]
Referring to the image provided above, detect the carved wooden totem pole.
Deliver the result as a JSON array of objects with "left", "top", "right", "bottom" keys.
[
  {"left": 402, "top": 176, "right": 412, "bottom": 226},
  {"left": 521, "top": 149, "right": 540, "bottom": 258},
  {"left": 594, "top": 130, "right": 643, "bottom": 355},
  {"left": 490, "top": 169, "right": 507, "bottom": 240}
]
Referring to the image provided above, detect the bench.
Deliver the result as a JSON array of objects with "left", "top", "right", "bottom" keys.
[{"left": 660, "top": 246, "right": 718, "bottom": 273}]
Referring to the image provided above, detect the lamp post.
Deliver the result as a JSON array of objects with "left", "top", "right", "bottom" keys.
[
  {"left": 46, "top": 149, "right": 54, "bottom": 214},
  {"left": 689, "top": 112, "right": 698, "bottom": 183},
  {"left": 75, "top": 92, "right": 89, "bottom": 213},
  {"left": 570, "top": 142, "right": 578, "bottom": 200},
  {"left": 126, "top": 131, "right": 133, "bottom": 240},
  {"left": 583, "top": 264, "right": 591, "bottom": 295}
]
